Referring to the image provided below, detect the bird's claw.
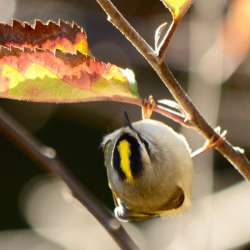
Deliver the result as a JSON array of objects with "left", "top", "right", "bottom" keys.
[{"left": 114, "top": 204, "right": 130, "bottom": 222}]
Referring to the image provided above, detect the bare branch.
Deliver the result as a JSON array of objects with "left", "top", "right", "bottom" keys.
[
  {"left": 96, "top": 0, "right": 250, "bottom": 181},
  {"left": 0, "top": 108, "right": 139, "bottom": 250}
]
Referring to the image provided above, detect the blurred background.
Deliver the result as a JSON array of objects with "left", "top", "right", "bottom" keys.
[{"left": 0, "top": 0, "right": 250, "bottom": 249}]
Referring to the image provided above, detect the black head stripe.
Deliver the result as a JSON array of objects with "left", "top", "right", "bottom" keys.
[
  {"left": 137, "top": 134, "right": 150, "bottom": 156},
  {"left": 113, "top": 144, "right": 126, "bottom": 180},
  {"left": 113, "top": 133, "right": 143, "bottom": 180},
  {"left": 123, "top": 112, "right": 150, "bottom": 156}
]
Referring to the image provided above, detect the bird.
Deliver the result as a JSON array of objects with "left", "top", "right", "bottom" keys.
[{"left": 102, "top": 115, "right": 193, "bottom": 221}]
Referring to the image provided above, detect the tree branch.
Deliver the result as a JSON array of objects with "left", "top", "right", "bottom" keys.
[
  {"left": 96, "top": 0, "right": 250, "bottom": 181},
  {"left": 0, "top": 107, "right": 139, "bottom": 250}
]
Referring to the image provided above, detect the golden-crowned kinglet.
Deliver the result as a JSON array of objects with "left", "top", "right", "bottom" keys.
[{"left": 102, "top": 117, "right": 193, "bottom": 221}]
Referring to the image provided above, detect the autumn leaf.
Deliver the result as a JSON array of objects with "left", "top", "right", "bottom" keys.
[
  {"left": 0, "top": 47, "right": 138, "bottom": 102},
  {"left": 0, "top": 20, "right": 89, "bottom": 55},
  {"left": 0, "top": 20, "right": 139, "bottom": 103},
  {"left": 161, "top": 0, "right": 192, "bottom": 19}
]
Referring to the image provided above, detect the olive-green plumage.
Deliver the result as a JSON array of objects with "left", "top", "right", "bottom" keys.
[{"left": 102, "top": 119, "right": 193, "bottom": 221}]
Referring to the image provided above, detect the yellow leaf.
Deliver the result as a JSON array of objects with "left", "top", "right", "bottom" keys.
[
  {"left": 25, "top": 64, "right": 58, "bottom": 80},
  {"left": 1, "top": 64, "right": 25, "bottom": 90},
  {"left": 162, "top": 0, "right": 191, "bottom": 18},
  {"left": 75, "top": 40, "right": 89, "bottom": 56}
]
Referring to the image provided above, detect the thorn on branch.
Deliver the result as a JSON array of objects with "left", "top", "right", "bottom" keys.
[
  {"left": 233, "top": 146, "right": 245, "bottom": 155},
  {"left": 41, "top": 146, "right": 57, "bottom": 159},
  {"left": 107, "top": 15, "right": 112, "bottom": 22},
  {"left": 191, "top": 126, "right": 228, "bottom": 158}
]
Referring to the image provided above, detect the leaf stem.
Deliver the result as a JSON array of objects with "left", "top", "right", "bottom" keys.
[
  {"left": 96, "top": 0, "right": 250, "bottom": 181},
  {"left": 156, "top": 19, "right": 179, "bottom": 60},
  {"left": 87, "top": 96, "right": 190, "bottom": 127},
  {"left": 0, "top": 107, "right": 139, "bottom": 250},
  {"left": 156, "top": 1, "right": 192, "bottom": 60}
]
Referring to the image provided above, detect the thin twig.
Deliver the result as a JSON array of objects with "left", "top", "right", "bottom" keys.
[
  {"left": 156, "top": 0, "right": 192, "bottom": 59},
  {"left": 96, "top": 0, "right": 250, "bottom": 181},
  {"left": 156, "top": 19, "right": 179, "bottom": 60},
  {"left": 87, "top": 96, "right": 190, "bottom": 127},
  {"left": 0, "top": 107, "right": 139, "bottom": 250}
]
